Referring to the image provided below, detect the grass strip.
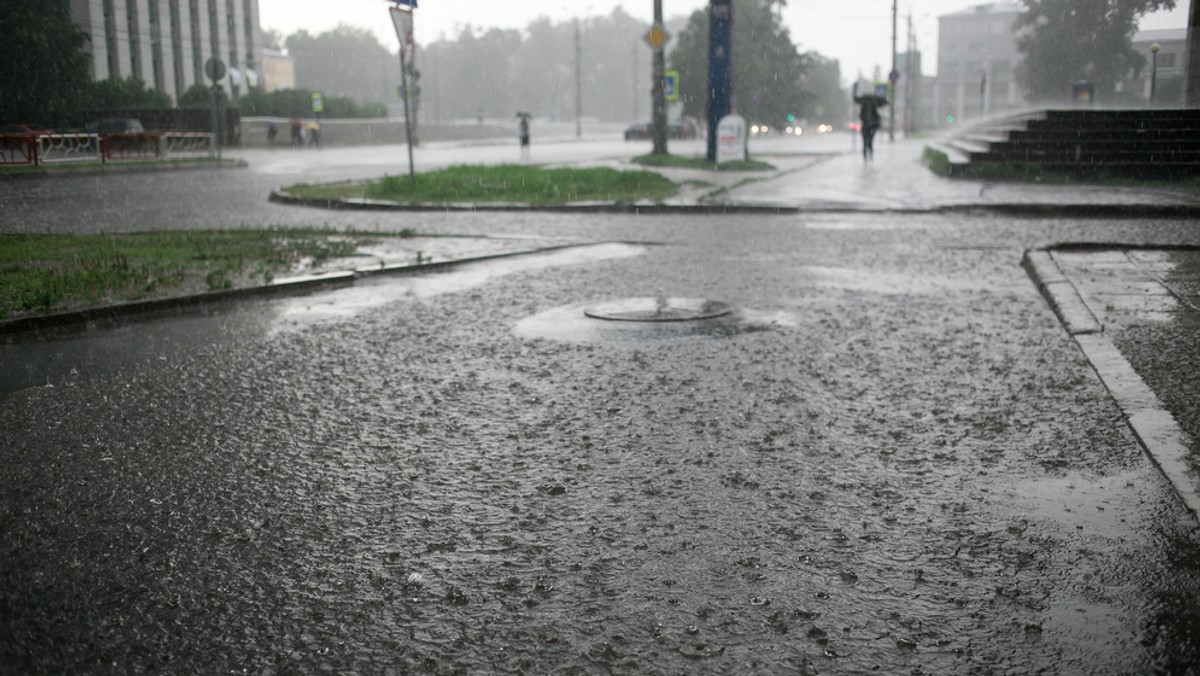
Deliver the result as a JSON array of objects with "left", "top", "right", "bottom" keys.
[
  {"left": 0, "top": 228, "right": 405, "bottom": 318},
  {"left": 632, "top": 154, "right": 775, "bottom": 172},
  {"left": 285, "top": 164, "right": 677, "bottom": 205}
]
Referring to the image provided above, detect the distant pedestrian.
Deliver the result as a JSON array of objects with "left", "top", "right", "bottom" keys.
[
  {"left": 855, "top": 94, "right": 885, "bottom": 162},
  {"left": 517, "top": 115, "right": 530, "bottom": 160},
  {"left": 289, "top": 118, "right": 302, "bottom": 147},
  {"left": 307, "top": 121, "right": 322, "bottom": 148},
  {"left": 267, "top": 122, "right": 278, "bottom": 146}
]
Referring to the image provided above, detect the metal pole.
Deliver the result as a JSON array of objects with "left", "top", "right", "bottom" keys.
[
  {"left": 890, "top": 0, "right": 897, "bottom": 141},
  {"left": 1150, "top": 44, "right": 1160, "bottom": 104},
  {"left": 211, "top": 84, "right": 222, "bottom": 160},
  {"left": 399, "top": 47, "right": 416, "bottom": 182},
  {"left": 651, "top": 0, "right": 668, "bottom": 155},
  {"left": 576, "top": 19, "right": 583, "bottom": 139},
  {"left": 1187, "top": 0, "right": 1200, "bottom": 107},
  {"left": 705, "top": 0, "right": 732, "bottom": 162}
]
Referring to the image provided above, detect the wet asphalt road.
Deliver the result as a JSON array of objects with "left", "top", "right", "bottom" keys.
[
  {"left": 4, "top": 209, "right": 1200, "bottom": 673},
  {"left": 3, "top": 148, "right": 1200, "bottom": 673}
]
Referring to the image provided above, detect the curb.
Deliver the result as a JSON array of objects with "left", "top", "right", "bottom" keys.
[
  {"left": 0, "top": 158, "right": 247, "bottom": 181},
  {"left": 267, "top": 190, "right": 801, "bottom": 215},
  {"left": 1023, "top": 247, "right": 1200, "bottom": 521},
  {"left": 269, "top": 189, "right": 1200, "bottom": 219},
  {"left": 0, "top": 242, "right": 599, "bottom": 338}
]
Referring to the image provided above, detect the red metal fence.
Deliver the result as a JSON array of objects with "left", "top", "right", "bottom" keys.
[{"left": 0, "top": 132, "right": 213, "bottom": 167}]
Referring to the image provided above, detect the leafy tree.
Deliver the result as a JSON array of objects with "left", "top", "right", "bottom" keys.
[
  {"left": 178, "top": 83, "right": 228, "bottom": 109},
  {"left": 236, "top": 88, "right": 386, "bottom": 118},
  {"left": 286, "top": 26, "right": 399, "bottom": 107},
  {"left": 84, "top": 77, "right": 173, "bottom": 110},
  {"left": 1015, "top": 0, "right": 1175, "bottom": 102},
  {"left": 0, "top": 0, "right": 92, "bottom": 127},
  {"left": 421, "top": 9, "right": 659, "bottom": 123},
  {"left": 669, "top": 1, "right": 823, "bottom": 126},
  {"left": 261, "top": 28, "right": 284, "bottom": 51}
]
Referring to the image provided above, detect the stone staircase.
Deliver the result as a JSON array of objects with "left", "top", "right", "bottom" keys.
[{"left": 932, "top": 108, "right": 1200, "bottom": 180}]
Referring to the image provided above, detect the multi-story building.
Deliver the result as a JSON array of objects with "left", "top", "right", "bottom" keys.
[
  {"left": 260, "top": 47, "right": 295, "bottom": 93},
  {"left": 68, "top": 0, "right": 262, "bottom": 103},
  {"left": 934, "top": 2, "right": 1026, "bottom": 126}
]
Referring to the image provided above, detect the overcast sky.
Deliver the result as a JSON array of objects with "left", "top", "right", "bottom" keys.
[{"left": 258, "top": 0, "right": 1189, "bottom": 83}]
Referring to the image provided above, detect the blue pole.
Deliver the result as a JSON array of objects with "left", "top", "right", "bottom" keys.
[{"left": 706, "top": 0, "right": 733, "bottom": 162}]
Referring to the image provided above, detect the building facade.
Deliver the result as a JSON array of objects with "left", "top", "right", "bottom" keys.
[
  {"left": 260, "top": 47, "right": 295, "bottom": 93},
  {"left": 935, "top": 2, "right": 1026, "bottom": 126},
  {"left": 68, "top": 0, "right": 262, "bottom": 103}
]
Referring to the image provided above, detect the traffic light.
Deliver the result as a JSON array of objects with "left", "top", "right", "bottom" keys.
[{"left": 786, "top": 113, "right": 795, "bottom": 122}]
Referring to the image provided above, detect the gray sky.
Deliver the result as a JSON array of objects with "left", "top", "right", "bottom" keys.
[{"left": 259, "top": 0, "right": 1189, "bottom": 83}]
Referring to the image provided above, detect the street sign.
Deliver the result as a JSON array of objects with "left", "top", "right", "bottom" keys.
[
  {"left": 311, "top": 92, "right": 324, "bottom": 113},
  {"left": 643, "top": 23, "right": 670, "bottom": 51},
  {"left": 390, "top": 5, "right": 415, "bottom": 53},
  {"left": 664, "top": 70, "right": 679, "bottom": 102},
  {"left": 204, "top": 57, "right": 225, "bottom": 82}
]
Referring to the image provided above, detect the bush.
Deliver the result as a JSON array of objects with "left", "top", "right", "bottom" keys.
[{"left": 237, "top": 89, "right": 385, "bottom": 118}]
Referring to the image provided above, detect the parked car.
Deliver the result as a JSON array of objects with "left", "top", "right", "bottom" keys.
[
  {"left": 85, "top": 118, "right": 145, "bottom": 136},
  {"left": 623, "top": 120, "right": 700, "bottom": 141}
]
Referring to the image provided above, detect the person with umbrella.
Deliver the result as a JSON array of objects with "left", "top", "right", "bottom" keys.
[{"left": 516, "top": 112, "right": 532, "bottom": 160}]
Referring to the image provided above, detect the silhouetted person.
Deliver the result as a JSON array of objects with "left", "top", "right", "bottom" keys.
[
  {"left": 517, "top": 116, "right": 530, "bottom": 160},
  {"left": 855, "top": 94, "right": 885, "bottom": 161},
  {"left": 289, "top": 118, "right": 302, "bottom": 147}
]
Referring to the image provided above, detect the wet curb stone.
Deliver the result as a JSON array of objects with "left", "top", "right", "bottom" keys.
[
  {"left": 1023, "top": 247, "right": 1200, "bottom": 520},
  {"left": 0, "top": 158, "right": 247, "bottom": 181},
  {"left": 0, "top": 242, "right": 587, "bottom": 337},
  {"left": 269, "top": 188, "right": 1200, "bottom": 219}
]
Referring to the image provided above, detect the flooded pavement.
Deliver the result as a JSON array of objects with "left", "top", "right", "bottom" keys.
[{"left": 3, "top": 211, "right": 1200, "bottom": 673}]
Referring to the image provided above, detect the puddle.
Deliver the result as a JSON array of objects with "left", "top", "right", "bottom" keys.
[
  {"left": 515, "top": 303, "right": 795, "bottom": 343},
  {"left": 269, "top": 243, "right": 645, "bottom": 330}
]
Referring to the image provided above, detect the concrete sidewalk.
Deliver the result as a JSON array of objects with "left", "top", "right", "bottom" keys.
[
  {"left": 1025, "top": 246, "right": 1200, "bottom": 518},
  {"left": 717, "top": 136, "right": 1200, "bottom": 213}
]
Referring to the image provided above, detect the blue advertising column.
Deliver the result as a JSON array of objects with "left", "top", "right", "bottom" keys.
[{"left": 706, "top": 0, "right": 733, "bottom": 162}]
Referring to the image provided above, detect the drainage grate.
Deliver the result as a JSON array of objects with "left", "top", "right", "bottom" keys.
[{"left": 584, "top": 297, "right": 733, "bottom": 323}]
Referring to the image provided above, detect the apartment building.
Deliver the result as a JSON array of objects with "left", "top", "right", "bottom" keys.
[
  {"left": 934, "top": 2, "right": 1026, "bottom": 126},
  {"left": 68, "top": 0, "right": 262, "bottom": 103}
]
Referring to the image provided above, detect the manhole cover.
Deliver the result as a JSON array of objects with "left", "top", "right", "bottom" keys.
[{"left": 584, "top": 297, "right": 733, "bottom": 322}]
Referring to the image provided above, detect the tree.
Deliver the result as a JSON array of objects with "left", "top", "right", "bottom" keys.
[
  {"left": 84, "top": 77, "right": 173, "bottom": 111},
  {"left": 421, "top": 9, "right": 657, "bottom": 123},
  {"left": 669, "top": 1, "right": 820, "bottom": 126},
  {"left": 0, "top": 0, "right": 92, "bottom": 127},
  {"left": 286, "top": 25, "right": 399, "bottom": 107},
  {"left": 178, "top": 83, "right": 228, "bottom": 109},
  {"left": 1015, "top": 0, "right": 1175, "bottom": 102}
]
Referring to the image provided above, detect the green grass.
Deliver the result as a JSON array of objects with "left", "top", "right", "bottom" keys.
[
  {"left": 285, "top": 164, "right": 678, "bottom": 205},
  {"left": 921, "top": 146, "right": 952, "bottom": 177},
  {"left": 632, "top": 153, "right": 775, "bottom": 172},
  {"left": 0, "top": 228, "right": 400, "bottom": 319}
]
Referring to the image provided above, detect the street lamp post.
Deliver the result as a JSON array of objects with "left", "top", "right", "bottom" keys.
[
  {"left": 1150, "top": 43, "right": 1161, "bottom": 105},
  {"left": 388, "top": 1, "right": 417, "bottom": 183}
]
